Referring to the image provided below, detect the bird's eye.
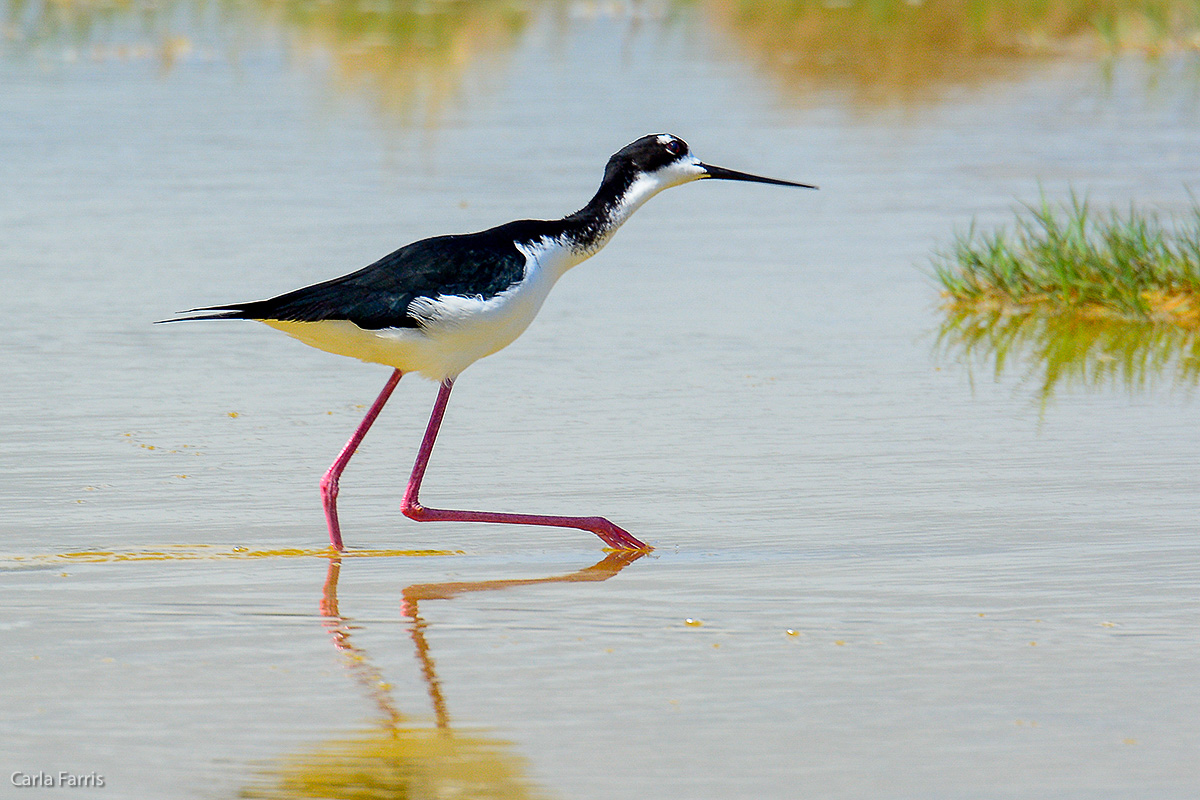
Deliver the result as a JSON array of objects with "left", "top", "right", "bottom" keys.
[{"left": 665, "top": 139, "right": 684, "bottom": 156}]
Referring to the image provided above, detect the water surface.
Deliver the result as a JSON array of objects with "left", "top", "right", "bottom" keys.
[{"left": 3, "top": 4, "right": 1199, "bottom": 798}]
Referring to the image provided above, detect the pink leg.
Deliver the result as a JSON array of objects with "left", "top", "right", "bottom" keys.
[
  {"left": 401, "top": 379, "right": 649, "bottom": 550},
  {"left": 321, "top": 369, "right": 403, "bottom": 550}
]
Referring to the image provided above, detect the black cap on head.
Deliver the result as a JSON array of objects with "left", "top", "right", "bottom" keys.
[
  {"left": 606, "top": 133, "right": 816, "bottom": 190},
  {"left": 603, "top": 134, "right": 690, "bottom": 182}
]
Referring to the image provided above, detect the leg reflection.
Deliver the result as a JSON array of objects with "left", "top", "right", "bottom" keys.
[
  {"left": 246, "top": 554, "right": 647, "bottom": 799},
  {"left": 320, "top": 550, "right": 646, "bottom": 728},
  {"left": 400, "top": 550, "right": 646, "bottom": 728},
  {"left": 320, "top": 557, "right": 403, "bottom": 728}
]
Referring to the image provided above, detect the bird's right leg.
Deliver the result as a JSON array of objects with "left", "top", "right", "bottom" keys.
[
  {"left": 401, "top": 378, "right": 650, "bottom": 550},
  {"left": 321, "top": 368, "right": 404, "bottom": 551}
]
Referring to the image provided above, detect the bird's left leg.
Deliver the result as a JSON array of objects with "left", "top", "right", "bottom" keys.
[
  {"left": 321, "top": 368, "right": 404, "bottom": 550},
  {"left": 401, "top": 378, "right": 650, "bottom": 550}
]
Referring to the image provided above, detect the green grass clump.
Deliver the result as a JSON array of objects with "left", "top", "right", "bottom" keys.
[{"left": 934, "top": 196, "right": 1200, "bottom": 327}]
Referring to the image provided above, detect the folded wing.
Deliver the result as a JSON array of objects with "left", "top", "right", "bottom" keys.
[{"left": 165, "top": 227, "right": 531, "bottom": 331}]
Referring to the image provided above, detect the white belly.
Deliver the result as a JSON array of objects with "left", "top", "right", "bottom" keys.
[{"left": 262, "top": 254, "right": 561, "bottom": 381}]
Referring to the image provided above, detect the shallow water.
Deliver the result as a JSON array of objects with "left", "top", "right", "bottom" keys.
[{"left": 3, "top": 3, "right": 1200, "bottom": 798}]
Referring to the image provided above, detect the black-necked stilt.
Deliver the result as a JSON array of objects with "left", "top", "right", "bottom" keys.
[{"left": 163, "top": 134, "right": 815, "bottom": 551}]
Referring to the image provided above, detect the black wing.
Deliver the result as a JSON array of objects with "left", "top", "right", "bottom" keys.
[{"left": 164, "top": 223, "right": 541, "bottom": 330}]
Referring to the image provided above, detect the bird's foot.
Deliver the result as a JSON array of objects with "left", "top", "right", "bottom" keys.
[
  {"left": 320, "top": 474, "right": 344, "bottom": 551},
  {"left": 589, "top": 518, "right": 651, "bottom": 551}
]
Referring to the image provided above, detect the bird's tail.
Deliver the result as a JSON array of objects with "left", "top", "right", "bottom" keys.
[{"left": 154, "top": 304, "right": 258, "bottom": 324}]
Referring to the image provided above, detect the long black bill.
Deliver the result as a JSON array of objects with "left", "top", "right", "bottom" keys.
[{"left": 699, "top": 163, "right": 817, "bottom": 189}]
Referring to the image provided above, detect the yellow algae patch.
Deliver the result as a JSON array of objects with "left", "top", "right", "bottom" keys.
[
  {"left": 241, "top": 725, "right": 547, "bottom": 800},
  {"left": 941, "top": 290, "right": 1200, "bottom": 330},
  {"left": 0, "top": 545, "right": 461, "bottom": 566}
]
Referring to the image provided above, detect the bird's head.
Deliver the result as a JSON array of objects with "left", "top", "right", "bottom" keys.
[{"left": 602, "top": 134, "right": 817, "bottom": 198}]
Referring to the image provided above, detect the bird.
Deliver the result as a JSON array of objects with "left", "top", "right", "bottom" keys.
[{"left": 162, "top": 134, "right": 815, "bottom": 552}]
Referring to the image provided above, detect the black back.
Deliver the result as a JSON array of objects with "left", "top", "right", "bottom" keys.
[{"left": 180, "top": 219, "right": 567, "bottom": 330}]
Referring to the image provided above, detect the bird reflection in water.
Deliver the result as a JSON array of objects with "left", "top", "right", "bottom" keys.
[{"left": 241, "top": 551, "right": 645, "bottom": 799}]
